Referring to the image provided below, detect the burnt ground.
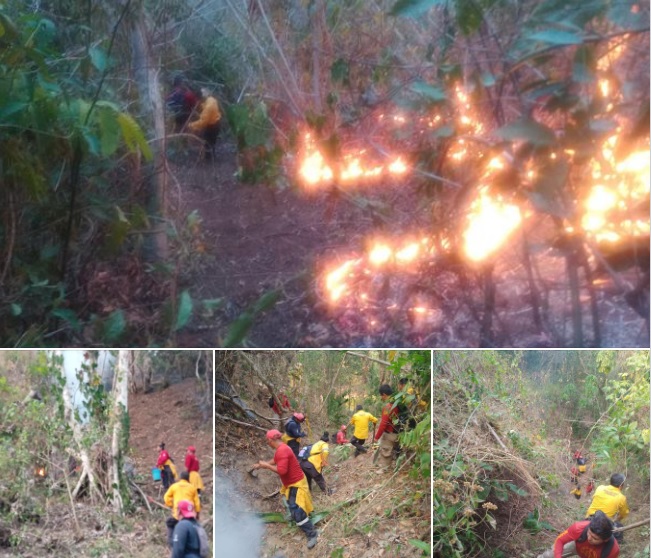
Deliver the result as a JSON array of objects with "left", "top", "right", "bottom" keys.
[
  {"left": 171, "top": 139, "right": 648, "bottom": 348},
  {"left": 215, "top": 396, "right": 430, "bottom": 558}
]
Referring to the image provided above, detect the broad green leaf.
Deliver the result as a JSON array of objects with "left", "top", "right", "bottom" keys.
[
  {"left": 224, "top": 312, "right": 254, "bottom": 347},
  {"left": 173, "top": 290, "right": 193, "bottom": 332},
  {"left": 507, "top": 482, "right": 529, "bottom": 497},
  {"left": 408, "top": 539, "right": 431, "bottom": 551},
  {"left": 529, "top": 30, "right": 583, "bottom": 45},
  {"left": 89, "top": 45, "right": 107, "bottom": 72},
  {"left": 102, "top": 310, "right": 126, "bottom": 342},
  {"left": 252, "top": 289, "right": 281, "bottom": 314},
  {"left": 390, "top": 0, "right": 444, "bottom": 18},
  {"left": 98, "top": 107, "right": 121, "bottom": 156},
  {"left": 495, "top": 118, "right": 556, "bottom": 146},
  {"left": 82, "top": 128, "right": 101, "bottom": 156},
  {"left": 410, "top": 81, "right": 446, "bottom": 102},
  {"left": 10, "top": 303, "right": 22, "bottom": 316},
  {"left": 117, "top": 112, "right": 152, "bottom": 160}
]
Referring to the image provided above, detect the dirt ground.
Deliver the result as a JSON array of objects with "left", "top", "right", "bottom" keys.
[
  {"left": 171, "top": 140, "right": 648, "bottom": 348},
  {"left": 215, "top": 396, "right": 430, "bottom": 558}
]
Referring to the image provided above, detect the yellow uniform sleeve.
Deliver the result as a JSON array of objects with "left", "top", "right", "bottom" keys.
[
  {"left": 189, "top": 96, "right": 221, "bottom": 131},
  {"left": 163, "top": 484, "right": 175, "bottom": 508}
]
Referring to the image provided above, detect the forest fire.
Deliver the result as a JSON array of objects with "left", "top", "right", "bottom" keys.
[
  {"left": 297, "top": 133, "right": 407, "bottom": 188},
  {"left": 34, "top": 467, "right": 47, "bottom": 478}
]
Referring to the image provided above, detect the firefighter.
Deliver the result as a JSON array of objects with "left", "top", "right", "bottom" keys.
[
  {"left": 536, "top": 511, "right": 619, "bottom": 558},
  {"left": 283, "top": 412, "right": 307, "bottom": 457},
  {"left": 348, "top": 405, "right": 378, "bottom": 457},
  {"left": 157, "top": 442, "right": 178, "bottom": 489},
  {"left": 336, "top": 425, "right": 349, "bottom": 445},
  {"left": 299, "top": 432, "right": 331, "bottom": 494},
  {"left": 252, "top": 430, "right": 319, "bottom": 550},
  {"left": 166, "top": 75, "right": 199, "bottom": 132},
  {"left": 164, "top": 471, "right": 201, "bottom": 549},
  {"left": 188, "top": 87, "right": 222, "bottom": 159},
  {"left": 586, "top": 473, "right": 629, "bottom": 543},
  {"left": 374, "top": 384, "right": 400, "bottom": 469},
  {"left": 184, "top": 446, "right": 204, "bottom": 496}
]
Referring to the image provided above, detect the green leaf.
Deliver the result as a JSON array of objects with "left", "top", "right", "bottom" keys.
[
  {"left": 10, "top": 303, "right": 22, "bottom": 316},
  {"left": 252, "top": 289, "right": 281, "bottom": 313},
  {"left": 102, "top": 310, "right": 126, "bottom": 342},
  {"left": 390, "top": 0, "right": 444, "bottom": 18},
  {"left": 529, "top": 29, "right": 583, "bottom": 45},
  {"left": 89, "top": 45, "right": 108, "bottom": 72},
  {"left": 408, "top": 539, "right": 431, "bottom": 551},
  {"left": 224, "top": 312, "right": 254, "bottom": 347},
  {"left": 410, "top": 81, "right": 447, "bottom": 102},
  {"left": 98, "top": 107, "right": 121, "bottom": 156},
  {"left": 51, "top": 308, "right": 81, "bottom": 332},
  {"left": 173, "top": 290, "right": 193, "bottom": 332},
  {"left": 0, "top": 102, "right": 27, "bottom": 122},
  {"left": 573, "top": 45, "right": 595, "bottom": 83},
  {"left": 495, "top": 118, "right": 556, "bottom": 146},
  {"left": 506, "top": 482, "right": 529, "bottom": 497},
  {"left": 117, "top": 112, "right": 152, "bottom": 160}
]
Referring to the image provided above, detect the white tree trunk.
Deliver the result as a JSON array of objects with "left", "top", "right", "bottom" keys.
[
  {"left": 54, "top": 351, "right": 104, "bottom": 503},
  {"left": 110, "top": 350, "right": 130, "bottom": 513}
]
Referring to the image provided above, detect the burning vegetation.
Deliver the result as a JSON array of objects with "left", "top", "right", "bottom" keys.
[{"left": 283, "top": 28, "right": 649, "bottom": 348}]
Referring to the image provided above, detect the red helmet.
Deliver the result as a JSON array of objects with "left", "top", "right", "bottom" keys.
[
  {"left": 340, "top": 425, "right": 347, "bottom": 431},
  {"left": 187, "top": 446, "right": 196, "bottom": 453},
  {"left": 293, "top": 412, "right": 305, "bottom": 422}
]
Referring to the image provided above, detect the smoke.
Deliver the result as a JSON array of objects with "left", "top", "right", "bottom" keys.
[{"left": 214, "top": 468, "right": 263, "bottom": 558}]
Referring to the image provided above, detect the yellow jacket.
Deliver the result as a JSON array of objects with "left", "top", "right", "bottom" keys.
[
  {"left": 189, "top": 96, "right": 221, "bottom": 131},
  {"left": 349, "top": 410, "right": 378, "bottom": 440},
  {"left": 586, "top": 485, "right": 629, "bottom": 521},
  {"left": 280, "top": 476, "right": 313, "bottom": 515},
  {"left": 307, "top": 440, "right": 329, "bottom": 473},
  {"left": 164, "top": 479, "right": 201, "bottom": 519}
]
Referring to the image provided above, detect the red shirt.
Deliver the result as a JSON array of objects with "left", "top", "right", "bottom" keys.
[
  {"left": 554, "top": 521, "right": 619, "bottom": 558},
  {"left": 185, "top": 453, "right": 200, "bottom": 472},
  {"left": 375, "top": 402, "right": 399, "bottom": 440},
  {"left": 156, "top": 449, "right": 170, "bottom": 467},
  {"left": 336, "top": 431, "right": 349, "bottom": 444},
  {"left": 271, "top": 394, "right": 290, "bottom": 416},
  {"left": 273, "top": 443, "right": 304, "bottom": 487}
]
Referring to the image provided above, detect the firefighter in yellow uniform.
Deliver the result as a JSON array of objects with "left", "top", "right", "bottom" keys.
[
  {"left": 586, "top": 473, "right": 629, "bottom": 521},
  {"left": 299, "top": 432, "right": 331, "bottom": 494},
  {"left": 349, "top": 405, "right": 378, "bottom": 457},
  {"left": 189, "top": 87, "right": 222, "bottom": 158},
  {"left": 163, "top": 471, "right": 201, "bottom": 549}
]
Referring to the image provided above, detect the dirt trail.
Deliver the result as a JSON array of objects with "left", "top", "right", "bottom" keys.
[{"left": 129, "top": 377, "right": 213, "bottom": 516}]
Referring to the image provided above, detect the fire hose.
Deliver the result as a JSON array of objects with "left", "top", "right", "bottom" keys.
[{"left": 560, "top": 518, "right": 650, "bottom": 558}]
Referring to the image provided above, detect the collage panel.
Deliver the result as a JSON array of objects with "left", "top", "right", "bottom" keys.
[
  {"left": 432, "top": 350, "right": 650, "bottom": 558},
  {"left": 214, "top": 350, "right": 431, "bottom": 558},
  {"left": 0, "top": 350, "right": 213, "bottom": 558}
]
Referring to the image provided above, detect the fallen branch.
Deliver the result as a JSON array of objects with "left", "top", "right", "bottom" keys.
[
  {"left": 129, "top": 479, "right": 152, "bottom": 514},
  {"left": 216, "top": 412, "right": 267, "bottom": 432},
  {"left": 262, "top": 490, "right": 279, "bottom": 500},
  {"left": 215, "top": 392, "right": 274, "bottom": 425},
  {"left": 345, "top": 351, "right": 391, "bottom": 366}
]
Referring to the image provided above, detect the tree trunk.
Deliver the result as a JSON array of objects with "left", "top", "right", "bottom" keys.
[
  {"left": 129, "top": 12, "right": 168, "bottom": 262},
  {"left": 110, "top": 350, "right": 130, "bottom": 513}
]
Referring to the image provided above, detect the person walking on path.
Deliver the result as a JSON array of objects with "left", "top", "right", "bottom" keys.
[
  {"left": 171, "top": 500, "right": 202, "bottom": 558},
  {"left": 536, "top": 511, "right": 619, "bottom": 558},
  {"left": 164, "top": 471, "right": 201, "bottom": 549},
  {"left": 157, "top": 442, "right": 178, "bottom": 489},
  {"left": 374, "top": 384, "right": 400, "bottom": 469},
  {"left": 188, "top": 87, "right": 222, "bottom": 159},
  {"left": 349, "top": 405, "right": 378, "bottom": 458},
  {"left": 185, "top": 446, "right": 205, "bottom": 496},
  {"left": 252, "top": 430, "right": 319, "bottom": 550},
  {"left": 299, "top": 432, "right": 331, "bottom": 494}
]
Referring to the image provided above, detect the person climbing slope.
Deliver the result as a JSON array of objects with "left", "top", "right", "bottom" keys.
[
  {"left": 586, "top": 473, "right": 629, "bottom": 543},
  {"left": 185, "top": 446, "right": 205, "bottom": 496},
  {"left": 157, "top": 442, "right": 178, "bottom": 489},
  {"left": 164, "top": 471, "right": 201, "bottom": 549},
  {"left": 252, "top": 430, "right": 319, "bottom": 550},
  {"left": 268, "top": 392, "right": 291, "bottom": 417},
  {"left": 348, "top": 404, "right": 378, "bottom": 457},
  {"left": 536, "top": 511, "right": 619, "bottom": 558},
  {"left": 171, "top": 500, "right": 203, "bottom": 558},
  {"left": 283, "top": 412, "right": 308, "bottom": 457},
  {"left": 336, "top": 425, "right": 349, "bottom": 445},
  {"left": 374, "top": 384, "right": 400, "bottom": 469},
  {"left": 166, "top": 75, "right": 199, "bottom": 132},
  {"left": 299, "top": 431, "right": 331, "bottom": 494}
]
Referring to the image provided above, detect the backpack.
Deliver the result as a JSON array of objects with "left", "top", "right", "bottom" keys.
[
  {"left": 577, "top": 523, "right": 615, "bottom": 558},
  {"left": 298, "top": 444, "right": 313, "bottom": 460},
  {"left": 195, "top": 523, "right": 210, "bottom": 558}
]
